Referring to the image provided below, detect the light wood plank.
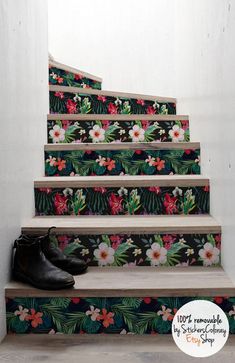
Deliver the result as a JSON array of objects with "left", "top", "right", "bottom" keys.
[
  {"left": 47, "top": 114, "right": 189, "bottom": 121},
  {"left": 49, "top": 59, "right": 102, "bottom": 82},
  {"left": 44, "top": 141, "right": 200, "bottom": 151},
  {"left": 5, "top": 267, "right": 235, "bottom": 298},
  {"left": 34, "top": 175, "right": 209, "bottom": 188},
  {"left": 21, "top": 215, "right": 221, "bottom": 235},
  {"left": 49, "top": 85, "right": 177, "bottom": 103}
]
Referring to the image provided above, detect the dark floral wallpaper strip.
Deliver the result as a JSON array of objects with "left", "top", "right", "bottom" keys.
[
  {"left": 49, "top": 91, "right": 176, "bottom": 115},
  {"left": 49, "top": 66, "right": 102, "bottom": 90},
  {"left": 45, "top": 149, "right": 200, "bottom": 177},
  {"left": 6, "top": 296, "right": 235, "bottom": 334},
  {"left": 47, "top": 232, "right": 221, "bottom": 267},
  {"left": 34, "top": 186, "right": 209, "bottom": 216},
  {"left": 47, "top": 119, "right": 190, "bottom": 144}
]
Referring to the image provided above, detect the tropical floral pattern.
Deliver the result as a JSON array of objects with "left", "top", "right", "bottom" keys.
[
  {"left": 49, "top": 66, "right": 102, "bottom": 90},
  {"left": 47, "top": 233, "right": 221, "bottom": 267},
  {"left": 49, "top": 91, "right": 176, "bottom": 115},
  {"left": 45, "top": 149, "right": 200, "bottom": 176},
  {"left": 47, "top": 119, "right": 190, "bottom": 144},
  {"left": 6, "top": 296, "right": 235, "bottom": 334},
  {"left": 34, "top": 186, "right": 209, "bottom": 216}
]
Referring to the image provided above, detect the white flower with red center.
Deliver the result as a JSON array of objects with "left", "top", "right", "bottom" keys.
[
  {"left": 199, "top": 242, "right": 220, "bottom": 266},
  {"left": 14, "top": 305, "right": 29, "bottom": 321},
  {"left": 169, "top": 125, "right": 185, "bottom": 142},
  {"left": 86, "top": 305, "right": 101, "bottom": 321},
  {"left": 146, "top": 243, "right": 167, "bottom": 266},
  {"left": 94, "top": 243, "right": 115, "bottom": 266},
  {"left": 49, "top": 125, "right": 65, "bottom": 143},
  {"left": 157, "top": 305, "right": 173, "bottom": 321},
  {"left": 129, "top": 125, "right": 145, "bottom": 142},
  {"left": 89, "top": 125, "right": 105, "bottom": 143}
]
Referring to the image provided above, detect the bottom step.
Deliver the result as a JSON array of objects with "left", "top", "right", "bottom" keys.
[
  {"left": 1, "top": 335, "right": 235, "bottom": 363},
  {"left": 5, "top": 267, "right": 235, "bottom": 334}
]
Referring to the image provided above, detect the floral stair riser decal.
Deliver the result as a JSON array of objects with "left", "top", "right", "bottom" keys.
[
  {"left": 47, "top": 232, "right": 221, "bottom": 267},
  {"left": 49, "top": 91, "right": 176, "bottom": 115},
  {"left": 34, "top": 186, "right": 209, "bottom": 216},
  {"left": 45, "top": 149, "right": 200, "bottom": 176},
  {"left": 47, "top": 119, "right": 189, "bottom": 144},
  {"left": 6, "top": 296, "right": 235, "bottom": 334},
  {"left": 49, "top": 66, "right": 102, "bottom": 90}
]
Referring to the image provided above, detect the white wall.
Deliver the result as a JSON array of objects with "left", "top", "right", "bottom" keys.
[
  {"left": 174, "top": 0, "right": 235, "bottom": 282},
  {"left": 0, "top": 0, "right": 48, "bottom": 341},
  {"left": 48, "top": 0, "right": 176, "bottom": 97}
]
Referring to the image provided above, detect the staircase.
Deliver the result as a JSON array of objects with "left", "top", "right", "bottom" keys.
[{"left": 5, "top": 58, "right": 235, "bottom": 336}]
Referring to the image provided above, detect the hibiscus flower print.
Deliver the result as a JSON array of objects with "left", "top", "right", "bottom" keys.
[
  {"left": 94, "top": 243, "right": 115, "bottom": 266},
  {"left": 157, "top": 306, "right": 173, "bottom": 321},
  {"left": 25, "top": 309, "right": 43, "bottom": 328},
  {"left": 86, "top": 305, "right": 101, "bottom": 321},
  {"left": 109, "top": 193, "right": 123, "bottom": 215},
  {"left": 129, "top": 125, "right": 145, "bottom": 142},
  {"left": 14, "top": 305, "right": 29, "bottom": 321},
  {"left": 89, "top": 125, "right": 105, "bottom": 143},
  {"left": 198, "top": 243, "right": 220, "bottom": 266},
  {"left": 169, "top": 125, "right": 185, "bottom": 142},
  {"left": 146, "top": 243, "right": 167, "bottom": 266},
  {"left": 97, "top": 308, "right": 115, "bottom": 328},
  {"left": 163, "top": 193, "right": 178, "bottom": 214},
  {"left": 49, "top": 125, "right": 65, "bottom": 143},
  {"left": 54, "top": 193, "right": 68, "bottom": 215}
]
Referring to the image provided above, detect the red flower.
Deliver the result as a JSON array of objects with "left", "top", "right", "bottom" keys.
[
  {"left": 55, "top": 158, "right": 66, "bottom": 171},
  {"left": 162, "top": 235, "right": 175, "bottom": 243},
  {"left": 214, "top": 297, "right": 223, "bottom": 304},
  {"left": 57, "top": 235, "right": 70, "bottom": 251},
  {"left": 97, "top": 308, "right": 114, "bottom": 328},
  {"left": 148, "top": 186, "right": 161, "bottom": 194},
  {"left": 74, "top": 73, "right": 83, "bottom": 80},
  {"left": 146, "top": 105, "right": 156, "bottom": 115},
  {"left": 108, "top": 103, "right": 118, "bottom": 114},
  {"left": 135, "top": 150, "right": 142, "bottom": 155},
  {"left": 62, "top": 120, "right": 71, "bottom": 130},
  {"left": 97, "top": 95, "right": 106, "bottom": 103},
  {"left": 102, "top": 120, "right": 110, "bottom": 130},
  {"left": 153, "top": 157, "right": 165, "bottom": 171},
  {"left": 143, "top": 297, "right": 151, "bottom": 304},
  {"left": 38, "top": 188, "right": 52, "bottom": 194},
  {"left": 54, "top": 193, "right": 68, "bottom": 215},
  {"left": 71, "top": 298, "right": 81, "bottom": 304},
  {"left": 141, "top": 120, "right": 150, "bottom": 130},
  {"left": 215, "top": 235, "right": 221, "bottom": 243},
  {"left": 163, "top": 193, "right": 178, "bottom": 214},
  {"left": 110, "top": 235, "right": 123, "bottom": 250},
  {"left": 184, "top": 149, "right": 193, "bottom": 155},
  {"left": 137, "top": 99, "right": 145, "bottom": 106},
  {"left": 109, "top": 193, "right": 123, "bottom": 215},
  {"left": 181, "top": 120, "right": 189, "bottom": 130},
  {"left": 54, "top": 92, "right": 64, "bottom": 99},
  {"left": 104, "top": 158, "right": 116, "bottom": 171},
  {"left": 25, "top": 309, "right": 43, "bottom": 328},
  {"left": 66, "top": 99, "right": 77, "bottom": 114},
  {"left": 94, "top": 187, "right": 107, "bottom": 194},
  {"left": 57, "top": 77, "right": 64, "bottom": 84},
  {"left": 204, "top": 185, "right": 210, "bottom": 192}
]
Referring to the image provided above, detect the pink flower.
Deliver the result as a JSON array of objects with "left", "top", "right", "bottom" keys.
[
  {"left": 54, "top": 193, "right": 68, "bottom": 215},
  {"left": 141, "top": 120, "right": 150, "bottom": 130},
  {"left": 39, "top": 188, "right": 52, "bottom": 194},
  {"left": 74, "top": 73, "right": 83, "bottom": 80},
  {"left": 71, "top": 298, "right": 81, "bottom": 304},
  {"left": 148, "top": 186, "right": 161, "bottom": 194},
  {"left": 162, "top": 235, "right": 176, "bottom": 243},
  {"left": 54, "top": 92, "right": 64, "bottom": 99},
  {"left": 97, "top": 95, "right": 107, "bottom": 103},
  {"left": 108, "top": 103, "right": 118, "bottom": 114},
  {"left": 109, "top": 193, "right": 123, "bottom": 215},
  {"left": 110, "top": 235, "right": 123, "bottom": 250},
  {"left": 146, "top": 105, "right": 156, "bottom": 115},
  {"left": 94, "top": 187, "right": 107, "bottom": 194},
  {"left": 163, "top": 193, "right": 178, "bottom": 214},
  {"left": 137, "top": 99, "right": 145, "bottom": 106},
  {"left": 102, "top": 120, "right": 110, "bottom": 130},
  {"left": 57, "top": 235, "right": 70, "bottom": 251},
  {"left": 62, "top": 120, "right": 71, "bottom": 130},
  {"left": 66, "top": 99, "right": 77, "bottom": 114},
  {"left": 181, "top": 120, "right": 189, "bottom": 131}
]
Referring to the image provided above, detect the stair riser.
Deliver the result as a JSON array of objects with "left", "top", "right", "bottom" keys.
[
  {"left": 6, "top": 296, "right": 235, "bottom": 334},
  {"left": 47, "top": 119, "right": 189, "bottom": 144},
  {"left": 49, "top": 91, "right": 176, "bottom": 115},
  {"left": 45, "top": 148, "right": 200, "bottom": 176},
  {"left": 43, "top": 232, "right": 221, "bottom": 267},
  {"left": 49, "top": 66, "right": 102, "bottom": 90},
  {"left": 34, "top": 186, "right": 209, "bottom": 216}
]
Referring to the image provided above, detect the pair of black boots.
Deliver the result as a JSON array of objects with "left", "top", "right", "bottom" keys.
[{"left": 13, "top": 227, "right": 87, "bottom": 290}]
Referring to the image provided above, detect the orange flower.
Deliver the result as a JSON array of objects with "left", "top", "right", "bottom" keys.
[
  {"left": 25, "top": 308, "right": 43, "bottom": 328},
  {"left": 55, "top": 158, "right": 66, "bottom": 171},
  {"left": 97, "top": 308, "right": 114, "bottom": 328},
  {"left": 104, "top": 158, "right": 116, "bottom": 171},
  {"left": 154, "top": 157, "right": 165, "bottom": 171}
]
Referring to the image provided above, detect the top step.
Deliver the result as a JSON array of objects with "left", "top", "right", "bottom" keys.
[
  {"left": 49, "top": 59, "right": 102, "bottom": 90},
  {"left": 49, "top": 85, "right": 177, "bottom": 115}
]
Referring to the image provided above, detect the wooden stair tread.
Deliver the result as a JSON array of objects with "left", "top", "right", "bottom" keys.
[
  {"left": 35, "top": 175, "right": 209, "bottom": 188},
  {"left": 49, "top": 59, "right": 102, "bottom": 82},
  {"left": 22, "top": 215, "right": 221, "bottom": 234},
  {"left": 47, "top": 114, "right": 189, "bottom": 121},
  {"left": 49, "top": 85, "right": 176, "bottom": 103},
  {"left": 45, "top": 141, "right": 199, "bottom": 151},
  {"left": 5, "top": 267, "right": 234, "bottom": 297}
]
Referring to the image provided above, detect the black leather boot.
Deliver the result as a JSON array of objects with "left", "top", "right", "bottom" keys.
[
  {"left": 39, "top": 227, "right": 88, "bottom": 275},
  {"left": 13, "top": 236, "right": 75, "bottom": 290}
]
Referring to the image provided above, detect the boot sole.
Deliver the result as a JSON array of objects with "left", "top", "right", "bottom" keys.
[
  {"left": 13, "top": 270, "right": 75, "bottom": 290},
  {"left": 66, "top": 265, "right": 88, "bottom": 276}
]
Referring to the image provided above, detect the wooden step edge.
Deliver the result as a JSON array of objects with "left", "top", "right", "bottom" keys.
[
  {"left": 21, "top": 215, "right": 221, "bottom": 235},
  {"left": 49, "top": 85, "right": 177, "bottom": 103},
  {"left": 44, "top": 141, "right": 200, "bottom": 151},
  {"left": 49, "top": 59, "right": 103, "bottom": 82},
  {"left": 5, "top": 267, "right": 235, "bottom": 298},
  {"left": 34, "top": 175, "right": 209, "bottom": 188},
  {"left": 47, "top": 114, "right": 189, "bottom": 121}
]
